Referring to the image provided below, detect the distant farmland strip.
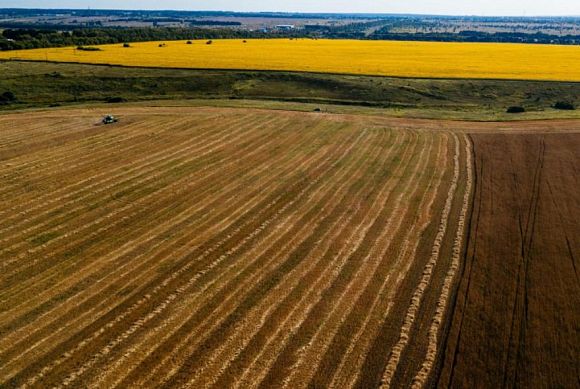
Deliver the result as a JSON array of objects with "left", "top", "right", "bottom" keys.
[
  {"left": 2, "top": 39, "right": 580, "bottom": 81},
  {"left": 1, "top": 106, "right": 481, "bottom": 388}
]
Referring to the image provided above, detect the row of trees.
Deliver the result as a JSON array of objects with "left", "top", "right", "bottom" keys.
[
  {"left": 0, "top": 27, "right": 298, "bottom": 51},
  {"left": 370, "top": 28, "right": 580, "bottom": 45},
  {"left": 2, "top": 25, "right": 579, "bottom": 51}
]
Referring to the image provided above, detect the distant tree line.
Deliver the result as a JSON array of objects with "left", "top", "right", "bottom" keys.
[
  {"left": 189, "top": 20, "right": 242, "bottom": 26},
  {"left": 113, "top": 18, "right": 242, "bottom": 26},
  {"left": 1, "top": 24, "right": 579, "bottom": 51},
  {"left": 311, "top": 20, "right": 388, "bottom": 39},
  {"left": 298, "top": 19, "right": 580, "bottom": 44},
  {"left": 0, "top": 9, "right": 354, "bottom": 20},
  {"left": 370, "top": 28, "right": 580, "bottom": 45},
  {"left": 0, "top": 27, "right": 299, "bottom": 51}
]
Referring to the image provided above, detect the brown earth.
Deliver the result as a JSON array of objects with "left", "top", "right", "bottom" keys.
[
  {"left": 437, "top": 132, "right": 580, "bottom": 388},
  {"left": 0, "top": 106, "right": 470, "bottom": 388},
  {"left": 0, "top": 105, "right": 578, "bottom": 388}
]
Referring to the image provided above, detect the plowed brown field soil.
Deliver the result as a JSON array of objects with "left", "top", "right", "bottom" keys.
[
  {"left": 0, "top": 105, "right": 577, "bottom": 389},
  {"left": 437, "top": 132, "right": 580, "bottom": 389}
]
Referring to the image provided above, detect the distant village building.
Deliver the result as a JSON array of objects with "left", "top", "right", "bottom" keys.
[{"left": 275, "top": 25, "right": 295, "bottom": 31}]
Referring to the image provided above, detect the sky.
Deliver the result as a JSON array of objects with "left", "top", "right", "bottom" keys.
[{"left": 0, "top": 1, "right": 579, "bottom": 17}]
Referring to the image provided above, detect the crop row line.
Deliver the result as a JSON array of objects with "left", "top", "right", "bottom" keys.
[
  {"left": 50, "top": 126, "right": 369, "bottom": 388},
  {"left": 411, "top": 134, "right": 474, "bottom": 388},
  {"left": 5, "top": 116, "right": 354, "bottom": 384}
]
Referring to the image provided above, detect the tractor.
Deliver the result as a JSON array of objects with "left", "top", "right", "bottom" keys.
[{"left": 102, "top": 115, "right": 118, "bottom": 124}]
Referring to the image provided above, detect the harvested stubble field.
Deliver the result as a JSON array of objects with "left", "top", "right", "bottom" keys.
[
  {"left": 1, "top": 104, "right": 578, "bottom": 389},
  {"left": 0, "top": 105, "right": 475, "bottom": 388}
]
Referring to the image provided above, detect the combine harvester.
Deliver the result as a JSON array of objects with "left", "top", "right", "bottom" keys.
[{"left": 102, "top": 115, "right": 118, "bottom": 124}]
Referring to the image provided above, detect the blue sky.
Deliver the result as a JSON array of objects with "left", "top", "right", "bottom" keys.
[{"left": 0, "top": 1, "right": 578, "bottom": 17}]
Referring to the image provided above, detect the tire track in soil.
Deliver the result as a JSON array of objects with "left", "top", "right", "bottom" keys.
[
  {"left": 439, "top": 133, "right": 579, "bottom": 389},
  {"left": 444, "top": 141, "right": 484, "bottom": 389},
  {"left": 502, "top": 136, "right": 545, "bottom": 389}
]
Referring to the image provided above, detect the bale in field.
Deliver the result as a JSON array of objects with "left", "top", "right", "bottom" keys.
[
  {"left": 0, "top": 91, "right": 16, "bottom": 104},
  {"left": 76, "top": 46, "right": 101, "bottom": 51},
  {"left": 105, "top": 96, "right": 127, "bottom": 104},
  {"left": 506, "top": 106, "right": 525, "bottom": 113},
  {"left": 554, "top": 101, "right": 575, "bottom": 110}
]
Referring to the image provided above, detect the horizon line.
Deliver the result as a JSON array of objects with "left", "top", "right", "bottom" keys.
[{"left": 0, "top": 7, "right": 579, "bottom": 18}]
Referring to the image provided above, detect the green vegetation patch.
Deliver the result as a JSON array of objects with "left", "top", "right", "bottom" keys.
[{"left": 0, "top": 61, "right": 579, "bottom": 121}]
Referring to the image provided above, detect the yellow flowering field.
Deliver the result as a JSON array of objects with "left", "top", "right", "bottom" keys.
[{"left": 1, "top": 39, "right": 579, "bottom": 81}]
